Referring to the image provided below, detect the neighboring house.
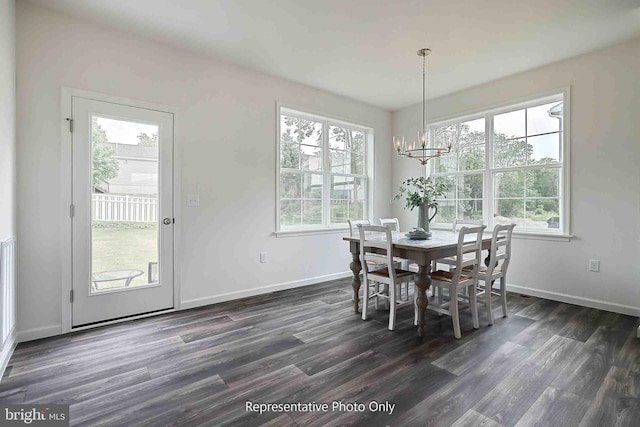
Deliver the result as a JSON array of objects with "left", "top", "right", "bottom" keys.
[{"left": 99, "top": 142, "right": 158, "bottom": 196}]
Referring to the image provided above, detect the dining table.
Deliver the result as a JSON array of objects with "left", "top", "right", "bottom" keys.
[{"left": 343, "top": 229, "right": 492, "bottom": 336}]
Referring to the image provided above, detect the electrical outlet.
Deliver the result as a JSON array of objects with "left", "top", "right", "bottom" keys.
[
  {"left": 187, "top": 194, "right": 200, "bottom": 207},
  {"left": 260, "top": 252, "right": 267, "bottom": 263},
  {"left": 589, "top": 259, "right": 600, "bottom": 272}
]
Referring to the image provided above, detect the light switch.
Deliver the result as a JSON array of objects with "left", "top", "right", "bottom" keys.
[{"left": 187, "top": 194, "right": 200, "bottom": 207}]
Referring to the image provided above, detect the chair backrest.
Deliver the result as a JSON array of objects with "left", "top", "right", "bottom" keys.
[
  {"left": 379, "top": 218, "right": 400, "bottom": 232},
  {"left": 348, "top": 219, "right": 371, "bottom": 237},
  {"left": 357, "top": 224, "right": 397, "bottom": 284},
  {"left": 452, "top": 218, "right": 484, "bottom": 232},
  {"left": 452, "top": 225, "right": 486, "bottom": 280},
  {"left": 486, "top": 223, "right": 516, "bottom": 277}
]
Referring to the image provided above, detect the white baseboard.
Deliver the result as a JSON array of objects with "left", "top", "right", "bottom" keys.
[
  {"left": 506, "top": 283, "right": 640, "bottom": 317},
  {"left": 0, "top": 329, "right": 17, "bottom": 377},
  {"left": 17, "top": 324, "right": 62, "bottom": 343},
  {"left": 180, "top": 271, "right": 352, "bottom": 310}
]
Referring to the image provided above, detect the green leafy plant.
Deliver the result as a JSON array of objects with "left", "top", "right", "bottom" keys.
[{"left": 393, "top": 177, "right": 447, "bottom": 211}]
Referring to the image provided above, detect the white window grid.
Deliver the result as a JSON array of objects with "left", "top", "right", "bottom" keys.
[
  {"left": 430, "top": 92, "right": 567, "bottom": 235},
  {"left": 278, "top": 108, "right": 371, "bottom": 231}
]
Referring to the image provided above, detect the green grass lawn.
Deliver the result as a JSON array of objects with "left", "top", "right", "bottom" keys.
[{"left": 92, "top": 222, "right": 158, "bottom": 289}]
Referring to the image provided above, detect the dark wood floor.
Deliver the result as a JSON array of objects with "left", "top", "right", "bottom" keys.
[{"left": 1, "top": 278, "right": 639, "bottom": 426}]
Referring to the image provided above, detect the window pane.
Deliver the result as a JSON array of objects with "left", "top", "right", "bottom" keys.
[
  {"left": 329, "top": 150, "right": 364, "bottom": 175},
  {"left": 279, "top": 173, "right": 301, "bottom": 198},
  {"left": 349, "top": 200, "right": 365, "bottom": 221},
  {"left": 331, "top": 176, "right": 365, "bottom": 200},
  {"left": 280, "top": 199, "right": 301, "bottom": 226},
  {"left": 457, "top": 200, "right": 483, "bottom": 220},
  {"left": 302, "top": 173, "right": 323, "bottom": 199},
  {"left": 459, "top": 144, "right": 485, "bottom": 171},
  {"left": 526, "top": 198, "right": 560, "bottom": 228},
  {"left": 300, "top": 144, "right": 322, "bottom": 171},
  {"left": 351, "top": 153, "right": 364, "bottom": 175},
  {"left": 329, "top": 149, "right": 346, "bottom": 174},
  {"left": 280, "top": 140, "right": 300, "bottom": 169},
  {"left": 434, "top": 152, "right": 457, "bottom": 173},
  {"left": 329, "top": 126, "right": 365, "bottom": 154},
  {"left": 459, "top": 118, "right": 485, "bottom": 146},
  {"left": 495, "top": 109, "right": 525, "bottom": 139},
  {"left": 302, "top": 200, "right": 322, "bottom": 225},
  {"left": 434, "top": 200, "right": 455, "bottom": 224},
  {"left": 528, "top": 133, "right": 561, "bottom": 164},
  {"left": 433, "top": 125, "right": 458, "bottom": 173},
  {"left": 457, "top": 174, "right": 483, "bottom": 199},
  {"left": 494, "top": 171, "right": 525, "bottom": 198},
  {"left": 331, "top": 200, "right": 348, "bottom": 222},
  {"left": 526, "top": 168, "right": 559, "bottom": 198},
  {"left": 493, "top": 137, "right": 528, "bottom": 168},
  {"left": 282, "top": 115, "right": 322, "bottom": 146},
  {"left": 495, "top": 199, "right": 524, "bottom": 222},
  {"left": 434, "top": 176, "right": 455, "bottom": 200},
  {"left": 527, "top": 102, "right": 562, "bottom": 135}
]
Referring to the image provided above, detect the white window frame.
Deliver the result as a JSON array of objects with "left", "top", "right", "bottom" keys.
[
  {"left": 276, "top": 105, "right": 374, "bottom": 235},
  {"left": 429, "top": 88, "right": 571, "bottom": 239}
]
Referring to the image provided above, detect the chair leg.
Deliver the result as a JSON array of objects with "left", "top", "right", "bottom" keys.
[
  {"left": 389, "top": 283, "right": 397, "bottom": 331},
  {"left": 362, "top": 280, "right": 369, "bottom": 321},
  {"left": 470, "top": 283, "right": 479, "bottom": 330},
  {"left": 485, "top": 279, "right": 494, "bottom": 326},
  {"left": 413, "top": 284, "right": 419, "bottom": 326},
  {"left": 450, "top": 285, "right": 461, "bottom": 339},
  {"left": 500, "top": 276, "right": 508, "bottom": 318},
  {"left": 374, "top": 282, "right": 380, "bottom": 310}
]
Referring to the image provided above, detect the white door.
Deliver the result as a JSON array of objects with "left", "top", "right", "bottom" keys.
[{"left": 71, "top": 96, "right": 174, "bottom": 326}]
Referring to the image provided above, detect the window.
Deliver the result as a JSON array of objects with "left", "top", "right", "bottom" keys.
[
  {"left": 278, "top": 107, "right": 371, "bottom": 231},
  {"left": 431, "top": 92, "right": 568, "bottom": 235}
]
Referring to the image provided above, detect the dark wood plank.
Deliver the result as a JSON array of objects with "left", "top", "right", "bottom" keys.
[
  {"left": 451, "top": 409, "right": 504, "bottom": 427},
  {"left": 474, "top": 335, "right": 583, "bottom": 425},
  {"left": 515, "top": 298, "right": 561, "bottom": 320},
  {"left": 515, "top": 387, "right": 589, "bottom": 427},
  {"left": 510, "top": 302, "right": 581, "bottom": 349},
  {"left": 578, "top": 366, "right": 640, "bottom": 427},
  {"left": 432, "top": 315, "right": 535, "bottom": 375},
  {"left": 614, "top": 320, "right": 640, "bottom": 373},
  {"left": 395, "top": 341, "right": 532, "bottom": 427},
  {"left": 552, "top": 326, "right": 630, "bottom": 400},
  {"left": 556, "top": 306, "right": 627, "bottom": 342}
]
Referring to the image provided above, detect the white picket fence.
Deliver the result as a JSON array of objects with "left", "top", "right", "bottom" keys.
[{"left": 92, "top": 194, "right": 158, "bottom": 223}]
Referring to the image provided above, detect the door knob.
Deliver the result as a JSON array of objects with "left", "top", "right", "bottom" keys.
[{"left": 163, "top": 218, "right": 172, "bottom": 225}]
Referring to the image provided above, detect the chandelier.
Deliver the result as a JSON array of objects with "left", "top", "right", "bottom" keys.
[{"left": 393, "top": 48, "right": 451, "bottom": 165}]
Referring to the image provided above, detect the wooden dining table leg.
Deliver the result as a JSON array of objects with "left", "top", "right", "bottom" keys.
[
  {"left": 415, "top": 263, "right": 431, "bottom": 336},
  {"left": 350, "top": 250, "right": 362, "bottom": 314}
]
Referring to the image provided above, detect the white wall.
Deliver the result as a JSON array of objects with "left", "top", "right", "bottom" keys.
[
  {"left": 0, "top": 0, "right": 16, "bottom": 244},
  {"left": 392, "top": 37, "right": 640, "bottom": 315},
  {"left": 0, "top": 0, "right": 17, "bottom": 373},
  {"left": 16, "top": 2, "right": 392, "bottom": 339}
]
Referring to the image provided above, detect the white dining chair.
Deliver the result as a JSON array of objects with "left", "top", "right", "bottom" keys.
[
  {"left": 436, "top": 219, "right": 485, "bottom": 269},
  {"left": 379, "top": 217, "right": 414, "bottom": 301},
  {"left": 423, "top": 225, "right": 485, "bottom": 339},
  {"left": 358, "top": 224, "right": 415, "bottom": 330},
  {"left": 349, "top": 219, "right": 389, "bottom": 309},
  {"left": 470, "top": 223, "right": 516, "bottom": 325},
  {"left": 348, "top": 219, "right": 371, "bottom": 237}
]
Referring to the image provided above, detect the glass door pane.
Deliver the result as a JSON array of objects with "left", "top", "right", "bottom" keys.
[{"left": 90, "top": 115, "right": 160, "bottom": 293}]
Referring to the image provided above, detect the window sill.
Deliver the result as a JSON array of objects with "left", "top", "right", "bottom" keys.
[
  {"left": 275, "top": 227, "right": 349, "bottom": 238},
  {"left": 512, "top": 231, "right": 573, "bottom": 242},
  {"left": 430, "top": 225, "right": 572, "bottom": 242}
]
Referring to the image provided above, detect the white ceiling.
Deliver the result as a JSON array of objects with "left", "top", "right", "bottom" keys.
[{"left": 27, "top": 0, "right": 640, "bottom": 110}]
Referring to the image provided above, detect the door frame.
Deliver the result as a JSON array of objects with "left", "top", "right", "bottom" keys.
[{"left": 60, "top": 87, "right": 182, "bottom": 334}]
